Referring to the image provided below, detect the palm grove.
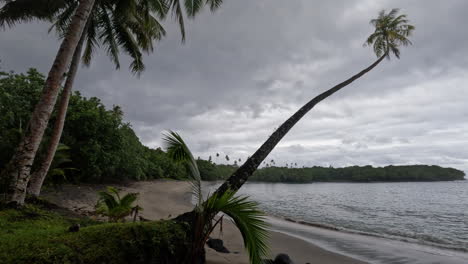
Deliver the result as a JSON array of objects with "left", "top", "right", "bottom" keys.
[
  {"left": 0, "top": 0, "right": 223, "bottom": 205},
  {"left": 0, "top": 3, "right": 421, "bottom": 264}
]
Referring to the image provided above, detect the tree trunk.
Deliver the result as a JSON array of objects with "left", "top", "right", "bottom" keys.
[
  {"left": 213, "top": 54, "right": 387, "bottom": 197},
  {"left": 27, "top": 27, "right": 88, "bottom": 197},
  {"left": 0, "top": 0, "right": 96, "bottom": 205}
]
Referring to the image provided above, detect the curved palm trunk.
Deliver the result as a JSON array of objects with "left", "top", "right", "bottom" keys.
[
  {"left": 0, "top": 0, "right": 96, "bottom": 205},
  {"left": 27, "top": 29, "right": 87, "bottom": 197},
  {"left": 213, "top": 54, "right": 387, "bottom": 196}
]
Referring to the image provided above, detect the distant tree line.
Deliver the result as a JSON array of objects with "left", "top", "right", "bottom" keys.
[{"left": 197, "top": 161, "right": 465, "bottom": 182}]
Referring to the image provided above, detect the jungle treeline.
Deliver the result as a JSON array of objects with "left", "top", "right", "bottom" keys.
[{"left": 196, "top": 159, "right": 465, "bottom": 182}]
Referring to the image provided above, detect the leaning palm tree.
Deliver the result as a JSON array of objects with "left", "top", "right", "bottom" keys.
[
  {"left": 0, "top": 0, "right": 96, "bottom": 205},
  {"left": 25, "top": 0, "right": 168, "bottom": 197},
  {"left": 0, "top": 0, "right": 224, "bottom": 204},
  {"left": 163, "top": 131, "right": 269, "bottom": 264},
  {"left": 212, "top": 9, "right": 415, "bottom": 197},
  {"left": 0, "top": 0, "right": 159, "bottom": 202}
]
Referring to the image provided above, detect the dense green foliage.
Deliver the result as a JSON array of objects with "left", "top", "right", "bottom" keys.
[
  {"left": 0, "top": 204, "right": 189, "bottom": 264},
  {"left": 198, "top": 163, "right": 465, "bottom": 182},
  {"left": 0, "top": 69, "right": 187, "bottom": 184}
]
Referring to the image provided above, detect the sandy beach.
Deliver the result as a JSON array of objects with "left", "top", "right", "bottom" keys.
[{"left": 42, "top": 180, "right": 365, "bottom": 264}]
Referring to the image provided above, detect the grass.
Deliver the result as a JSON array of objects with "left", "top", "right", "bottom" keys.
[{"left": 0, "top": 201, "right": 190, "bottom": 264}]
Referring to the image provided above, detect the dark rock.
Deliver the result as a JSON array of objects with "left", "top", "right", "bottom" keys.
[
  {"left": 274, "top": 253, "right": 294, "bottom": 264},
  {"left": 68, "top": 223, "right": 80, "bottom": 232},
  {"left": 206, "top": 238, "right": 230, "bottom": 253}
]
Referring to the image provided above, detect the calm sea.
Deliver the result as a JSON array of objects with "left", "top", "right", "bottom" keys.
[{"left": 204, "top": 180, "right": 468, "bottom": 252}]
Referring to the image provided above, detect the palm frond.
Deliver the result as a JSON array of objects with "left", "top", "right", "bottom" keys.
[
  {"left": 0, "top": 0, "right": 70, "bottom": 28},
  {"left": 147, "top": 0, "right": 170, "bottom": 19},
  {"left": 162, "top": 130, "right": 203, "bottom": 207},
  {"left": 106, "top": 186, "right": 121, "bottom": 201},
  {"left": 95, "top": 186, "right": 140, "bottom": 222},
  {"left": 82, "top": 15, "right": 99, "bottom": 66},
  {"left": 97, "top": 5, "right": 121, "bottom": 69},
  {"left": 365, "top": 8, "right": 414, "bottom": 59},
  {"left": 120, "top": 192, "right": 139, "bottom": 208},
  {"left": 169, "top": 0, "right": 186, "bottom": 42},
  {"left": 112, "top": 15, "right": 145, "bottom": 74},
  {"left": 204, "top": 191, "right": 270, "bottom": 264},
  {"left": 184, "top": 0, "right": 204, "bottom": 18},
  {"left": 48, "top": 0, "right": 78, "bottom": 37},
  {"left": 206, "top": 0, "right": 222, "bottom": 12}
]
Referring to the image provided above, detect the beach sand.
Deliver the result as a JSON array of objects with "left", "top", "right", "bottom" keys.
[{"left": 42, "top": 180, "right": 366, "bottom": 264}]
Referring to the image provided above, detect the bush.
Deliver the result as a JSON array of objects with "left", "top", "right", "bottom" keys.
[{"left": 0, "top": 205, "right": 190, "bottom": 264}]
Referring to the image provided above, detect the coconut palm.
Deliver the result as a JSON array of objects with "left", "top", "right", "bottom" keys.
[
  {"left": 0, "top": 0, "right": 161, "bottom": 201},
  {"left": 163, "top": 131, "right": 269, "bottom": 264},
  {"left": 0, "top": 0, "right": 224, "bottom": 204},
  {"left": 24, "top": 0, "right": 168, "bottom": 197},
  {"left": 95, "top": 186, "right": 141, "bottom": 222},
  {"left": 213, "top": 9, "right": 414, "bottom": 196},
  {"left": 0, "top": 0, "right": 96, "bottom": 205}
]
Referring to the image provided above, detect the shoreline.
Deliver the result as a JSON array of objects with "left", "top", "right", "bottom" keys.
[
  {"left": 42, "top": 180, "right": 366, "bottom": 264},
  {"left": 42, "top": 180, "right": 468, "bottom": 264},
  {"left": 266, "top": 215, "right": 468, "bottom": 264},
  {"left": 277, "top": 215, "right": 468, "bottom": 253}
]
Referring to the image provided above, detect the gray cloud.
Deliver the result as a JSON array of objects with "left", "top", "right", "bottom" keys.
[{"left": 1, "top": 0, "right": 467, "bottom": 173}]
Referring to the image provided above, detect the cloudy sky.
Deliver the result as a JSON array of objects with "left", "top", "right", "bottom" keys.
[{"left": 1, "top": 0, "right": 467, "bottom": 173}]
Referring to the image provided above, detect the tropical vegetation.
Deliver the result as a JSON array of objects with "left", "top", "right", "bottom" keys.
[
  {"left": 95, "top": 186, "right": 141, "bottom": 222},
  {"left": 198, "top": 163, "right": 465, "bottom": 183},
  {"left": 0, "top": 0, "right": 223, "bottom": 205},
  {"left": 163, "top": 131, "right": 269, "bottom": 264},
  {"left": 0, "top": 69, "right": 187, "bottom": 190},
  {"left": 0, "top": 203, "right": 189, "bottom": 264}
]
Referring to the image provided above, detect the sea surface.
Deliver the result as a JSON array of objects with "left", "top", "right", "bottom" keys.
[{"left": 203, "top": 180, "right": 468, "bottom": 263}]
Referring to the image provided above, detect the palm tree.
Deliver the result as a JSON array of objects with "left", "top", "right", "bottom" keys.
[
  {"left": 0, "top": 0, "right": 224, "bottom": 203},
  {"left": 0, "top": 0, "right": 96, "bottom": 205},
  {"left": 95, "top": 186, "right": 141, "bottom": 222},
  {"left": 24, "top": 0, "right": 168, "bottom": 197},
  {"left": 213, "top": 9, "right": 414, "bottom": 196},
  {"left": 163, "top": 131, "right": 269, "bottom": 264}
]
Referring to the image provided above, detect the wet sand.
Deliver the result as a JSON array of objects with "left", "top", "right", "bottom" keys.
[{"left": 43, "top": 180, "right": 365, "bottom": 264}]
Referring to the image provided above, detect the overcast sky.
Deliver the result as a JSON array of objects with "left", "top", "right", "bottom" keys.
[{"left": 1, "top": 0, "right": 467, "bottom": 173}]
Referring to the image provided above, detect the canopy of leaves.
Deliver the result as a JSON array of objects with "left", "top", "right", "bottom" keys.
[{"left": 365, "top": 8, "right": 415, "bottom": 59}]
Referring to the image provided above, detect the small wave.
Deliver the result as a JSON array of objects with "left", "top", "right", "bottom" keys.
[{"left": 274, "top": 215, "right": 468, "bottom": 253}]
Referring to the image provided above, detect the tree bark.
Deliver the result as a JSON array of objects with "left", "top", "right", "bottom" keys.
[
  {"left": 27, "top": 26, "right": 88, "bottom": 197},
  {"left": 0, "top": 0, "right": 96, "bottom": 205},
  {"left": 213, "top": 54, "right": 387, "bottom": 197}
]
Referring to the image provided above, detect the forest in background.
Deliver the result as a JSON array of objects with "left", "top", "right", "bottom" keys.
[{"left": 1, "top": 69, "right": 464, "bottom": 187}]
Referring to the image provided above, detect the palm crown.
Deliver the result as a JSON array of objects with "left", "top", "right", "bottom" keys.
[
  {"left": 365, "top": 8, "right": 415, "bottom": 59},
  {"left": 0, "top": 0, "right": 223, "bottom": 74}
]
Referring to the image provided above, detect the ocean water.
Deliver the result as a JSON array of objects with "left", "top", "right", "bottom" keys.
[{"left": 203, "top": 180, "right": 468, "bottom": 261}]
